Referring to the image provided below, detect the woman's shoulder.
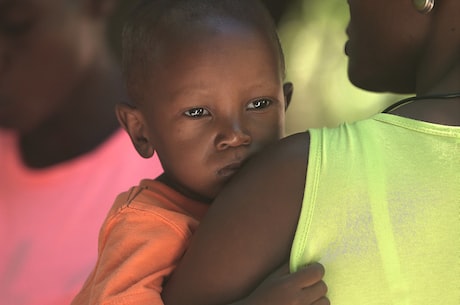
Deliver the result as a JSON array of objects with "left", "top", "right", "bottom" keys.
[
  {"left": 249, "top": 131, "right": 311, "bottom": 174},
  {"left": 230, "top": 130, "right": 311, "bottom": 200}
]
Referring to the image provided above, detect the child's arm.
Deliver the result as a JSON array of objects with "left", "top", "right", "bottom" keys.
[
  {"left": 71, "top": 198, "right": 195, "bottom": 305},
  {"left": 162, "top": 132, "right": 317, "bottom": 305}
]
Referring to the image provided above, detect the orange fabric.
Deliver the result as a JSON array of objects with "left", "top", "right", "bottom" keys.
[{"left": 71, "top": 179, "right": 208, "bottom": 305}]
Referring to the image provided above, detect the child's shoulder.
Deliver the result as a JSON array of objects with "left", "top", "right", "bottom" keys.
[{"left": 108, "top": 179, "right": 206, "bottom": 223}]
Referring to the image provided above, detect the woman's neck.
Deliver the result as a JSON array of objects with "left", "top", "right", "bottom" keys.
[{"left": 388, "top": 93, "right": 460, "bottom": 126}]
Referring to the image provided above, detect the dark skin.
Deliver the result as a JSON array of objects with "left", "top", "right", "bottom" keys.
[
  {"left": 119, "top": 21, "right": 292, "bottom": 203},
  {"left": 117, "top": 8, "right": 327, "bottom": 305},
  {"left": 0, "top": 0, "right": 123, "bottom": 168},
  {"left": 162, "top": 0, "right": 459, "bottom": 304},
  {"left": 162, "top": 131, "right": 314, "bottom": 305}
]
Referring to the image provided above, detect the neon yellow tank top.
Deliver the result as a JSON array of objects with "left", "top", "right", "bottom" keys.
[{"left": 290, "top": 113, "right": 460, "bottom": 304}]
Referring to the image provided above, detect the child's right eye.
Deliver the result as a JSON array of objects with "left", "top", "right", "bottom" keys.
[{"left": 184, "top": 107, "right": 210, "bottom": 118}]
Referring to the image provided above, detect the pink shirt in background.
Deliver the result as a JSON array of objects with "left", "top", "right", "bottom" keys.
[{"left": 0, "top": 128, "right": 163, "bottom": 305}]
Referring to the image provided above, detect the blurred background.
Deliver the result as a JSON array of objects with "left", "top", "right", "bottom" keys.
[{"left": 108, "top": 0, "right": 407, "bottom": 134}]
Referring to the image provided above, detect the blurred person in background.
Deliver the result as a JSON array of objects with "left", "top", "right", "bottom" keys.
[{"left": 0, "top": 1, "right": 162, "bottom": 304}]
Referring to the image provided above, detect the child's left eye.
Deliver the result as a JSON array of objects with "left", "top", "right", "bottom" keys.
[
  {"left": 247, "top": 99, "right": 271, "bottom": 110},
  {"left": 184, "top": 107, "right": 210, "bottom": 118}
]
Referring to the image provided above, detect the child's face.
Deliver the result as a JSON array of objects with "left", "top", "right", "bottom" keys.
[
  {"left": 134, "top": 24, "right": 288, "bottom": 202},
  {"left": 0, "top": 0, "right": 100, "bottom": 132}
]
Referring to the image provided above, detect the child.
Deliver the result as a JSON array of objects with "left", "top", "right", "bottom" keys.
[
  {"left": 71, "top": 0, "right": 328, "bottom": 304},
  {"left": 162, "top": 0, "right": 460, "bottom": 304},
  {"left": 0, "top": 1, "right": 163, "bottom": 304}
]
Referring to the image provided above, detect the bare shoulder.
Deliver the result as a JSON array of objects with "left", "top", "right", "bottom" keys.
[
  {"left": 248, "top": 131, "right": 311, "bottom": 175},
  {"left": 227, "top": 131, "right": 311, "bottom": 211},
  {"left": 209, "top": 131, "right": 311, "bottom": 231},
  {"left": 163, "top": 131, "right": 311, "bottom": 305}
]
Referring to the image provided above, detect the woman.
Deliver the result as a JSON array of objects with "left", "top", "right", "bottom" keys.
[{"left": 162, "top": 0, "right": 459, "bottom": 304}]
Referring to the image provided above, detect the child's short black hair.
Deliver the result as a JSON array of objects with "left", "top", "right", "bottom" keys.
[{"left": 122, "top": 0, "right": 285, "bottom": 104}]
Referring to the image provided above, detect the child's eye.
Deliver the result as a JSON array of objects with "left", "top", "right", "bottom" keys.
[
  {"left": 247, "top": 99, "right": 271, "bottom": 110},
  {"left": 184, "top": 107, "right": 210, "bottom": 118}
]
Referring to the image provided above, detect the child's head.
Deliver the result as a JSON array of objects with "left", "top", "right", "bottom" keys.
[
  {"left": 0, "top": 0, "right": 115, "bottom": 133},
  {"left": 117, "top": 0, "right": 292, "bottom": 202}
]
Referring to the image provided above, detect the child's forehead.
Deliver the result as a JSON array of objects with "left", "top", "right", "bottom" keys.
[
  {"left": 154, "top": 16, "right": 278, "bottom": 60},
  {"left": 133, "top": 23, "right": 283, "bottom": 108}
]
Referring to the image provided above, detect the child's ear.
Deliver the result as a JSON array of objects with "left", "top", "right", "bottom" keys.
[
  {"left": 283, "top": 82, "right": 294, "bottom": 110},
  {"left": 115, "top": 103, "right": 155, "bottom": 159}
]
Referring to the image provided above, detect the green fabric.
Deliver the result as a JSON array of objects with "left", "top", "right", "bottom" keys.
[{"left": 290, "top": 113, "right": 460, "bottom": 304}]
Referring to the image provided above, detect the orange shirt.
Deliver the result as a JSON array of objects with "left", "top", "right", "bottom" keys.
[{"left": 71, "top": 179, "right": 208, "bottom": 305}]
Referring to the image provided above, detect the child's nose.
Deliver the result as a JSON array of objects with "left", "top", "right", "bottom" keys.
[{"left": 215, "top": 120, "right": 251, "bottom": 150}]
